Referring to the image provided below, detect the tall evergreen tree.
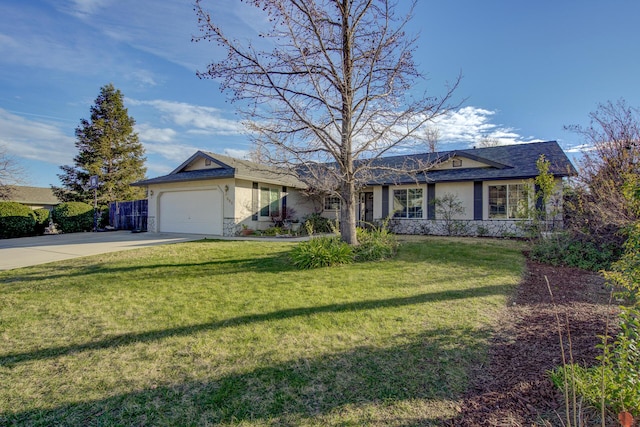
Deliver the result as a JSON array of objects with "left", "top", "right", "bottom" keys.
[{"left": 53, "top": 84, "right": 147, "bottom": 206}]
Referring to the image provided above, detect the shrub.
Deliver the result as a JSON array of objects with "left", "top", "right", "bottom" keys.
[
  {"left": 0, "top": 201, "right": 36, "bottom": 238},
  {"left": 353, "top": 224, "right": 398, "bottom": 262},
  {"left": 290, "top": 236, "right": 353, "bottom": 269},
  {"left": 604, "top": 222, "right": 640, "bottom": 302},
  {"left": 52, "top": 202, "right": 94, "bottom": 233},
  {"left": 529, "top": 232, "right": 620, "bottom": 271},
  {"left": 33, "top": 208, "right": 51, "bottom": 235},
  {"left": 433, "top": 193, "right": 466, "bottom": 236},
  {"left": 262, "top": 226, "right": 284, "bottom": 236},
  {"left": 302, "top": 213, "right": 333, "bottom": 234}
]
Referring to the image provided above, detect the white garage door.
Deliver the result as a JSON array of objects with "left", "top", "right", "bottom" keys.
[{"left": 159, "top": 189, "right": 223, "bottom": 235}]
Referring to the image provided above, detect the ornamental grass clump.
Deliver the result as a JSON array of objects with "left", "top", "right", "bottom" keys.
[
  {"left": 291, "top": 221, "right": 398, "bottom": 269},
  {"left": 289, "top": 235, "right": 353, "bottom": 269},
  {"left": 353, "top": 223, "right": 398, "bottom": 262}
]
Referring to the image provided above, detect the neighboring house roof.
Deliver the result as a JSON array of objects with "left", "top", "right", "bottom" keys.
[
  {"left": 364, "top": 140, "right": 577, "bottom": 185},
  {"left": 5, "top": 186, "right": 60, "bottom": 206},
  {"left": 134, "top": 141, "right": 577, "bottom": 189},
  {"left": 133, "top": 151, "right": 307, "bottom": 188}
]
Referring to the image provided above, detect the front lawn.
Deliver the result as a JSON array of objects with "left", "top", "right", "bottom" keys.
[{"left": 0, "top": 237, "right": 524, "bottom": 426}]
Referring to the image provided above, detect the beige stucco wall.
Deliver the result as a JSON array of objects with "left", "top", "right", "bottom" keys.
[
  {"left": 233, "top": 179, "right": 254, "bottom": 227},
  {"left": 183, "top": 158, "right": 222, "bottom": 171},
  {"left": 432, "top": 156, "right": 490, "bottom": 170},
  {"left": 367, "top": 178, "right": 565, "bottom": 222},
  {"left": 434, "top": 182, "right": 474, "bottom": 220},
  {"left": 233, "top": 179, "right": 316, "bottom": 231},
  {"left": 286, "top": 189, "right": 316, "bottom": 220}
]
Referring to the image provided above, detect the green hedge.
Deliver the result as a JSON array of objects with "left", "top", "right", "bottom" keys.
[
  {"left": 0, "top": 201, "right": 36, "bottom": 239},
  {"left": 52, "top": 202, "right": 94, "bottom": 233},
  {"left": 33, "top": 208, "right": 50, "bottom": 235}
]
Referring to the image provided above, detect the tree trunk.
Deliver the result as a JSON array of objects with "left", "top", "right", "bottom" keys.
[
  {"left": 340, "top": 180, "right": 358, "bottom": 245},
  {"left": 338, "top": 0, "right": 357, "bottom": 246}
]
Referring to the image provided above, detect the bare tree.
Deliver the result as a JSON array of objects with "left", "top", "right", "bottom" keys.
[
  {"left": 424, "top": 127, "right": 440, "bottom": 153},
  {"left": 0, "top": 144, "right": 26, "bottom": 200},
  {"left": 194, "top": 0, "right": 459, "bottom": 244},
  {"left": 476, "top": 136, "right": 500, "bottom": 148},
  {"left": 565, "top": 99, "right": 640, "bottom": 240}
]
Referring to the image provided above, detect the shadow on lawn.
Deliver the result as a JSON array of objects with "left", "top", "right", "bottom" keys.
[
  {"left": 0, "top": 283, "right": 512, "bottom": 367},
  {"left": 2, "top": 240, "right": 522, "bottom": 286},
  {"left": 2, "top": 249, "right": 297, "bottom": 285},
  {"left": 1, "top": 326, "right": 486, "bottom": 426}
]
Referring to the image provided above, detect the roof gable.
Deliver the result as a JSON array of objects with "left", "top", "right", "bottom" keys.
[
  {"left": 133, "top": 151, "right": 307, "bottom": 188},
  {"left": 431, "top": 151, "right": 509, "bottom": 170},
  {"left": 170, "top": 151, "right": 232, "bottom": 174}
]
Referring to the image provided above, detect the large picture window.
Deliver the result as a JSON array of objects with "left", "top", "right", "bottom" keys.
[
  {"left": 393, "top": 188, "right": 423, "bottom": 218},
  {"left": 488, "top": 184, "right": 528, "bottom": 219},
  {"left": 260, "top": 186, "right": 280, "bottom": 218}
]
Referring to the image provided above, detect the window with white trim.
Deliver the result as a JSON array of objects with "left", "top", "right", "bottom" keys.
[
  {"left": 324, "top": 196, "right": 341, "bottom": 210},
  {"left": 259, "top": 186, "right": 280, "bottom": 218},
  {"left": 393, "top": 188, "right": 423, "bottom": 218},
  {"left": 488, "top": 184, "right": 528, "bottom": 219}
]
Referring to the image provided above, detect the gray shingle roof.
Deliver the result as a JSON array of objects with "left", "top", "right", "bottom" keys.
[
  {"left": 132, "top": 151, "right": 307, "bottom": 188},
  {"left": 364, "top": 140, "right": 576, "bottom": 185},
  {"left": 132, "top": 167, "right": 235, "bottom": 186},
  {"left": 6, "top": 186, "right": 60, "bottom": 205},
  {"left": 134, "top": 141, "right": 576, "bottom": 188}
]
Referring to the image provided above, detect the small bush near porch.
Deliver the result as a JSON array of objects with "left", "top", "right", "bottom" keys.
[{"left": 0, "top": 237, "right": 523, "bottom": 426}]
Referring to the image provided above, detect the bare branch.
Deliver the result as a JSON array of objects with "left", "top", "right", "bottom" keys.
[
  {"left": 194, "top": 0, "right": 460, "bottom": 244},
  {"left": 0, "top": 144, "right": 26, "bottom": 200}
]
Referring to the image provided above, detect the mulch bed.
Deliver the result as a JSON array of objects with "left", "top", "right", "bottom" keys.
[{"left": 444, "top": 258, "right": 626, "bottom": 426}]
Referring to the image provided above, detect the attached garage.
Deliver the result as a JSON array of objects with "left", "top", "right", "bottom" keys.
[
  {"left": 158, "top": 189, "right": 223, "bottom": 235},
  {"left": 132, "top": 150, "right": 309, "bottom": 236}
]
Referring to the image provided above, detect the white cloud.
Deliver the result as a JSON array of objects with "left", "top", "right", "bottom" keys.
[
  {"left": 223, "top": 148, "right": 250, "bottom": 159},
  {"left": 134, "top": 122, "right": 200, "bottom": 162},
  {"left": 136, "top": 123, "right": 177, "bottom": 144},
  {"left": 126, "top": 69, "right": 160, "bottom": 88},
  {"left": 0, "top": 109, "right": 75, "bottom": 165},
  {"left": 129, "top": 99, "right": 244, "bottom": 136},
  {"left": 66, "top": 0, "right": 114, "bottom": 18},
  {"left": 424, "top": 106, "right": 543, "bottom": 147},
  {"left": 565, "top": 143, "right": 594, "bottom": 153},
  {"left": 145, "top": 142, "right": 198, "bottom": 162},
  {"left": 146, "top": 162, "right": 174, "bottom": 176}
]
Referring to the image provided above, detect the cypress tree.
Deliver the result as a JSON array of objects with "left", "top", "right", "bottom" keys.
[{"left": 53, "top": 83, "right": 146, "bottom": 206}]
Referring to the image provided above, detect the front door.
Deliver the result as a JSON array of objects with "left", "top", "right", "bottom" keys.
[{"left": 358, "top": 192, "right": 374, "bottom": 225}]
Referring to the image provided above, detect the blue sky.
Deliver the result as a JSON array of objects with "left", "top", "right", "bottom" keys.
[{"left": 1, "top": 0, "right": 639, "bottom": 188}]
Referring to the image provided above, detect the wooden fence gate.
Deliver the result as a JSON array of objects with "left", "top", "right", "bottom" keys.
[{"left": 109, "top": 200, "right": 148, "bottom": 231}]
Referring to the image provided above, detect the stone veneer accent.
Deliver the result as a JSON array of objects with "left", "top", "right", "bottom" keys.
[
  {"left": 223, "top": 218, "right": 240, "bottom": 237},
  {"left": 219, "top": 217, "right": 560, "bottom": 238},
  {"left": 384, "top": 218, "right": 559, "bottom": 238},
  {"left": 147, "top": 216, "right": 156, "bottom": 233}
]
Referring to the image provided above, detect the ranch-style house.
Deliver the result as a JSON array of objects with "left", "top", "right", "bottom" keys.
[{"left": 132, "top": 140, "right": 576, "bottom": 237}]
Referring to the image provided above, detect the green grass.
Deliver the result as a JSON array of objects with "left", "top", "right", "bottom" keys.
[{"left": 0, "top": 237, "right": 524, "bottom": 426}]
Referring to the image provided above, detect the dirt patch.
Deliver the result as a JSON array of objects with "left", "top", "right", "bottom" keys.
[{"left": 445, "top": 259, "right": 621, "bottom": 426}]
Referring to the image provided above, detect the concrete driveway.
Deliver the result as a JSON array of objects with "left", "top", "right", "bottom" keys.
[{"left": 0, "top": 231, "right": 211, "bottom": 271}]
